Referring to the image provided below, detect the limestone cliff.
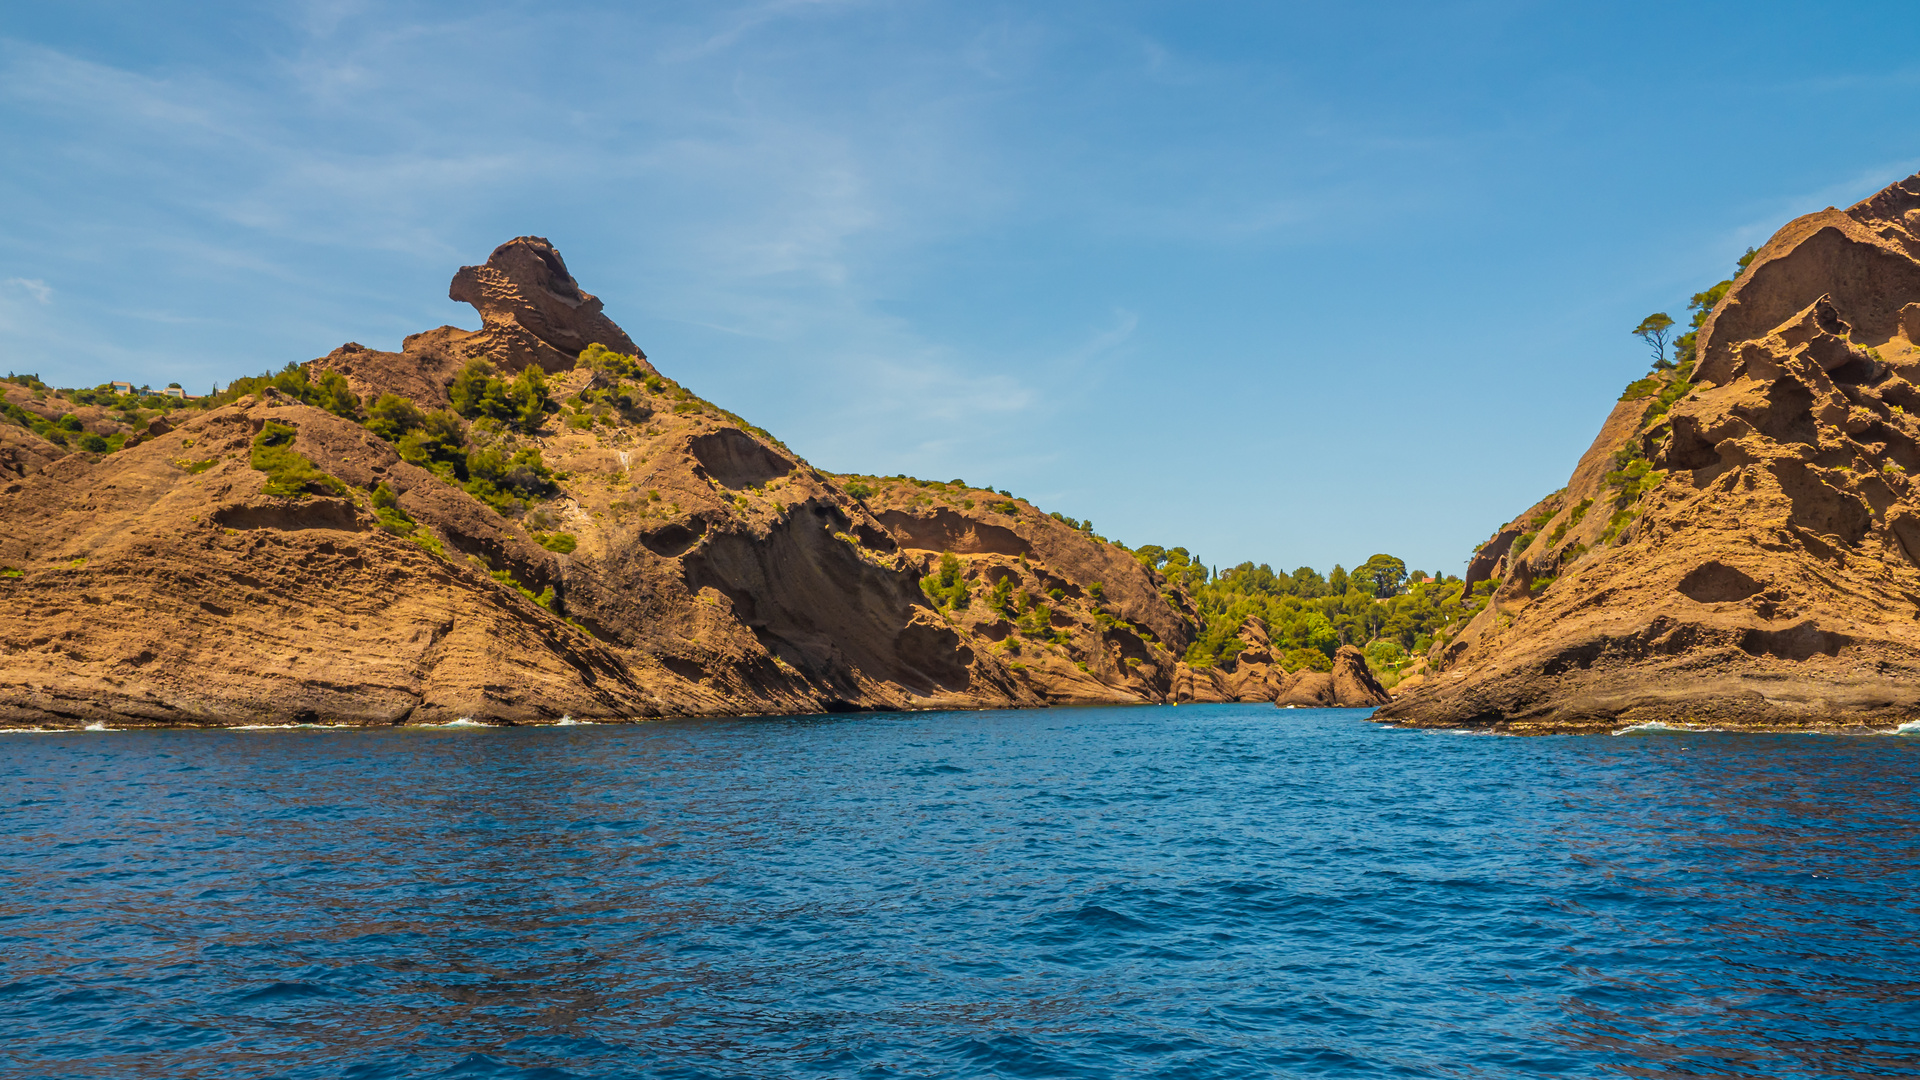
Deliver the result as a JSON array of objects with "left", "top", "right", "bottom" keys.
[
  {"left": 0, "top": 239, "right": 1201, "bottom": 727},
  {"left": 1380, "top": 171, "right": 1920, "bottom": 733}
]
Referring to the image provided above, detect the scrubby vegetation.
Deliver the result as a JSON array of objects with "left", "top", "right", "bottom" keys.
[
  {"left": 250, "top": 421, "right": 345, "bottom": 498},
  {"left": 360, "top": 390, "right": 557, "bottom": 516},
  {"left": 209, "top": 363, "right": 361, "bottom": 419},
  {"left": 576, "top": 344, "right": 788, "bottom": 448},
  {"left": 1, "top": 398, "right": 80, "bottom": 446},
  {"left": 578, "top": 343, "right": 651, "bottom": 380},
  {"left": 451, "top": 359, "right": 551, "bottom": 434},
  {"left": 463, "top": 441, "right": 559, "bottom": 516},
  {"left": 920, "top": 551, "right": 971, "bottom": 610}
]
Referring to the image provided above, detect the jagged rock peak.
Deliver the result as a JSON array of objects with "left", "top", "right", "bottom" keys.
[
  {"left": 449, "top": 237, "right": 650, "bottom": 375},
  {"left": 1696, "top": 171, "right": 1920, "bottom": 386}
]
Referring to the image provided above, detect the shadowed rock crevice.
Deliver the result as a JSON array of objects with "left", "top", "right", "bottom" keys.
[
  {"left": 875, "top": 508, "right": 1031, "bottom": 557},
  {"left": 688, "top": 429, "right": 794, "bottom": 489},
  {"left": 1676, "top": 562, "right": 1765, "bottom": 604}
]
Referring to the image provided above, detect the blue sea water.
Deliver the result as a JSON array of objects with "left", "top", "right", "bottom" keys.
[{"left": 2, "top": 705, "right": 1918, "bottom": 1079}]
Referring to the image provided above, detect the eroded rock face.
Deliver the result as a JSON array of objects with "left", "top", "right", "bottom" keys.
[
  {"left": 1380, "top": 170, "right": 1920, "bottom": 734},
  {"left": 0, "top": 401, "right": 651, "bottom": 726},
  {"left": 1173, "top": 617, "right": 1297, "bottom": 704},
  {"left": 449, "top": 237, "right": 651, "bottom": 375},
  {"left": 1270, "top": 645, "right": 1387, "bottom": 708},
  {"left": 1164, "top": 619, "right": 1387, "bottom": 709},
  {"left": 1330, "top": 645, "right": 1391, "bottom": 707},
  {"left": 847, "top": 478, "right": 1195, "bottom": 704}
]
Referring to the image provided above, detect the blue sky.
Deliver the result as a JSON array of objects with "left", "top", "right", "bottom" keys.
[{"left": 3, "top": 1, "right": 1918, "bottom": 576}]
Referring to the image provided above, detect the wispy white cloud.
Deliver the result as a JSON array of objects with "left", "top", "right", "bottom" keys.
[
  {"left": 6, "top": 278, "right": 51, "bottom": 304},
  {"left": 661, "top": 0, "right": 875, "bottom": 62}
]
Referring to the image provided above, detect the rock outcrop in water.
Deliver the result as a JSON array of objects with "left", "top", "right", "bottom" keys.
[
  {"left": 1381, "top": 171, "right": 1920, "bottom": 734},
  {"left": 0, "top": 239, "right": 1211, "bottom": 727}
]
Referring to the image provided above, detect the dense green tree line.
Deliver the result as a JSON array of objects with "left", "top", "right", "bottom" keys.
[{"left": 1132, "top": 546, "right": 1473, "bottom": 672}]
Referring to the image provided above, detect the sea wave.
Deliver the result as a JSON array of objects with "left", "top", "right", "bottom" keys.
[
  {"left": 1894, "top": 720, "right": 1920, "bottom": 736},
  {"left": 1612, "top": 721, "right": 1720, "bottom": 736},
  {"left": 439, "top": 718, "right": 489, "bottom": 728},
  {"left": 82, "top": 721, "right": 111, "bottom": 732}
]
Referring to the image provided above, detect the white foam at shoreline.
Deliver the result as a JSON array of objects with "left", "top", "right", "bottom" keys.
[
  {"left": 83, "top": 721, "right": 111, "bottom": 732},
  {"left": 1894, "top": 720, "right": 1920, "bottom": 736},
  {"left": 439, "top": 718, "right": 488, "bottom": 727},
  {"left": 1612, "top": 721, "right": 1722, "bottom": 736}
]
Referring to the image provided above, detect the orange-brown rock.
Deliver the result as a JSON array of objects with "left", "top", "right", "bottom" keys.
[
  {"left": 0, "top": 398, "right": 654, "bottom": 726},
  {"left": 309, "top": 239, "right": 659, "bottom": 411},
  {"left": 1169, "top": 617, "right": 1291, "bottom": 703},
  {"left": 449, "top": 236, "right": 651, "bottom": 375},
  {"left": 844, "top": 477, "right": 1193, "bottom": 704},
  {"left": 1330, "top": 644, "right": 1391, "bottom": 707},
  {"left": 0, "top": 422, "right": 67, "bottom": 479},
  {"left": 1272, "top": 645, "right": 1387, "bottom": 708},
  {"left": 1381, "top": 170, "right": 1920, "bottom": 734},
  {"left": 0, "top": 240, "right": 1202, "bottom": 727}
]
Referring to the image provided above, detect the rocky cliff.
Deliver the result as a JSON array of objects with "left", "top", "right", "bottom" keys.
[
  {"left": 0, "top": 238, "right": 1217, "bottom": 727},
  {"left": 1380, "top": 171, "right": 1920, "bottom": 733},
  {"left": 1164, "top": 619, "right": 1390, "bottom": 709}
]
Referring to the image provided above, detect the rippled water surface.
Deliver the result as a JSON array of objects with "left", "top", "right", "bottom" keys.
[{"left": 3, "top": 706, "right": 1919, "bottom": 1079}]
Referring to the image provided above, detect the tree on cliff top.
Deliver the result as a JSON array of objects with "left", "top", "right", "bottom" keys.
[{"left": 1633, "top": 312, "right": 1675, "bottom": 369}]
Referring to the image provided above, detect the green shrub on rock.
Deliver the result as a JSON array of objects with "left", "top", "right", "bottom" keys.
[
  {"left": 986, "top": 575, "right": 1015, "bottom": 616},
  {"left": 251, "top": 421, "right": 345, "bottom": 498},
  {"left": 366, "top": 394, "right": 426, "bottom": 441},
  {"left": 463, "top": 443, "right": 557, "bottom": 517},
  {"left": 920, "top": 551, "right": 971, "bottom": 610},
  {"left": 451, "top": 359, "right": 551, "bottom": 434},
  {"left": 394, "top": 410, "right": 470, "bottom": 480},
  {"left": 578, "top": 343, "right": 649, "bottom": 380},
  {"left": 370, "top": 482, "right": 417, "bottom": 536},
  {"left": 1281, "top": 647, "right": 1333, "bottom": 672}
]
